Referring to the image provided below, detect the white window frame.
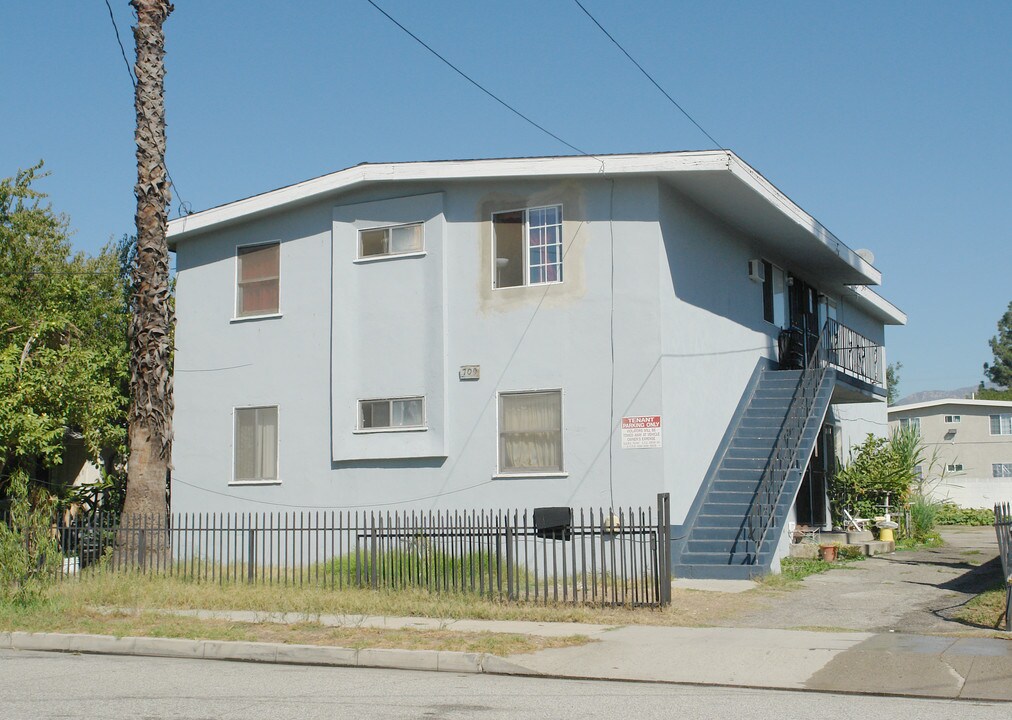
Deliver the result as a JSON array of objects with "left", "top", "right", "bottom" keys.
[
  {"left": 943, "top": 415, "right": 961, "bottom": 424},
  {"left": 495, "top": 388, "right": 567, "bottom": 478},
  {"left": 990, "top": 414, "right": 1012, "bottom": 436},
  {"left": 231, "top": 405, "right": 280, "bottom": 485},
  {"left": 761, "top": 260, "right": 789, "bottom": 328},
  {"left": 899, "top": 417, "right": 920, "bottom": 432},
  {"left": 233, "top": 241, "right": 282, "bottom": 322},
  {"left": 355, "top": 222, "right": 425, "bottom": 261},
  {"left": 946, "top": 463, "right": 964, "bottom": 473},
  {"left": 355, "top": 396, "right": 427, "bottom": 433},
  {"left": 492, "top": 204, "right": 564, "bottom": 289},
  {"left": 992, "top": 463, "right": 1012, "bottom": 478}
]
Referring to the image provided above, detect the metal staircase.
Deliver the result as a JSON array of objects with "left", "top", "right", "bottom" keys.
[{"left": 672, "top": 331, "right": 835, "bottom": 579}]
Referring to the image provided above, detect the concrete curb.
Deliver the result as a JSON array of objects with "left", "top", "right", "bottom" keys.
[{"left": 0, "top": 631, "right": 539, "bottom": 677}]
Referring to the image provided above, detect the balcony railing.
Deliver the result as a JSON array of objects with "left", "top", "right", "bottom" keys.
[{"left": 820, "top": 318, "right": 883, "bottom": 387}]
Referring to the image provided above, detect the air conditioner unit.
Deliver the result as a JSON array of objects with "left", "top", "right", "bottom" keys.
[{"left": 747, "top": 259, "right": 765, "bottom": 283}]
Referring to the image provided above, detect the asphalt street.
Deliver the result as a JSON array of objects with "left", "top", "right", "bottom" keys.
[{"left": 1, "top": 649, "right": 1006, "bottom": 720}]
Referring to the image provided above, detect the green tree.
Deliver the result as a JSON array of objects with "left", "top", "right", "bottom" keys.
[
  {"left": 886, "top": 361, "right": 902, "bottom": 405},
  {"left": 983, "top": 300, "right": 1012, "bottom": 389},
  {"left": 0, "top": 163, "right": 129, "bottom": 493}
]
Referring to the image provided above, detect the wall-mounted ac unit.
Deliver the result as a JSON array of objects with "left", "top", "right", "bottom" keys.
[{"left": 747, "top": 259, "right": 765, "bottom": 283}]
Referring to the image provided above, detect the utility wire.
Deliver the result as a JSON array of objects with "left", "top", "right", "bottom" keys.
[
  {"left": 572, "top": 0, "right": 723, "bottom": 150},
  {"left": 364, "top": 0, "right": 590, "bottom": 156},
  {"left": 101, "top": 0, "right": 192, "bottom": 217}
]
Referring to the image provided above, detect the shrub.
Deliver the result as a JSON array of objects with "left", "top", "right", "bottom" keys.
[
  {"left": 828, "top": 434, "right": 914, "bottom": 526},
  {"left": 935, "top": 503, "right": 995, "bottom": 526},
  {"left": 0, "top": 469, "right": 60, "bottom": 604},
  {"left": 908, "top": 492, "right": 940, "bottom": 541}
]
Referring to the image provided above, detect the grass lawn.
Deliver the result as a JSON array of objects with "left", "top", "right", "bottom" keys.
[{"left": 953, "top": 583, "right": 1010, "bottom": 630}]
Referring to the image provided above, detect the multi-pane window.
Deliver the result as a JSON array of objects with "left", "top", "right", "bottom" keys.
[
  {"left": 492, "top": 205, "right": 563, "bottom": 288},
  {"left": 990, "top": 414, "right": 1012, "bottom": 435},
  {"left": 944, "top": 415, "right": 961, "bottom": 424},
  {"left": 761, "top": 260, "right": 788, "bottom": 327},
  {"left": 236, "top": 243, "right": 280, "bottom": 317},
  {"left": 359, "top": 397, "right": 425, "bottom": 430},
  {"left": 234, "top": 406, "right": 278, "bottom": 482},
  {"left": 498, "top": 390, "right": 563, "bottom": 474},
  {"left": 993, "top": 463, "right": 1012, "bottom": 478},
  {"left": 899, "top": 417, "right": 920, "bottom": 432},
  {"left": 946, "top": 463, "right": 964, "bottom": 472},
  {"left": 358, "top": 223, "right": 424, "bottom": 259}
]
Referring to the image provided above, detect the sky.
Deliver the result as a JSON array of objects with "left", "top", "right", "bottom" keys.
[{"left": 2, "top": 0, "right": 1010, "bottom": 397}]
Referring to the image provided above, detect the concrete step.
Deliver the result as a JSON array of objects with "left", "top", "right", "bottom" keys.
[{"left": 672, "top": 563, "right": 765, "bottom": 580}]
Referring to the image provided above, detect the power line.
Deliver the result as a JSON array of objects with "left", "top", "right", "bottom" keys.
[
  {"left": 101, "top": 0, "right": 192, "bottom": 217},
  {"left": 364, "top": 0, "right": 590, "bottom": 157},
  {"left": 572, "top": 0, "right": 723, "bottom": 151}
]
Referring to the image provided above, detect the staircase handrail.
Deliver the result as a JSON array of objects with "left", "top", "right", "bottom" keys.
[{"left": 747, "top": 323, "right": 830, "bottom": 558}]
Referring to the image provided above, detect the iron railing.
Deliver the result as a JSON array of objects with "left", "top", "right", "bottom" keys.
[
  {"left": 822, "top": 317, "right": 883, "bottom": 386},
  {"left": 995, "top": 501, "right": 1012, "bottom": 631},
  {"left": 44, "top": 495, "right": 672, "bottom": 608},
  {"left": 748, "top": 328, "right": 829, "bottom": 558}
]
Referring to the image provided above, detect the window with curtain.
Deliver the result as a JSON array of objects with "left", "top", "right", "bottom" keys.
[
  {"left": 236, "top": 243, "right": 280, "bottom": 317},
  {"left": 498, "top": 390, "right": 563, "bottom": 474},
  {"left": 234, "top": 406, "right": 278, "bottom": 482},
  {"left": 990, "top": 414, "right": 1012, "bottom": 435}
]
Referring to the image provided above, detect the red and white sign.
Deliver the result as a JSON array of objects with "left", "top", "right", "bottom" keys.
[{"left": 621, "top": 415, "right": 662, "bottom": 449}]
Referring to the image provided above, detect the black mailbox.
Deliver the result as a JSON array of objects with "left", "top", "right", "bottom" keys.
[{"left": 533, "top": 506, "right": 573, "bottom": 540}]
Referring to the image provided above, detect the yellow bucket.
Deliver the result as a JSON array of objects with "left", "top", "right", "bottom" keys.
[{"left": 879, "top": 527, "right": 894, "bottom": 542}]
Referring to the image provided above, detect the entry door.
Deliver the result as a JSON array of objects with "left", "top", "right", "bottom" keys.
[
  {"left": 788, "top": 277, "right": 820, "bottom": 364},
  {"left": 796, "top": 425, "right": 835, "bottom": 527}
]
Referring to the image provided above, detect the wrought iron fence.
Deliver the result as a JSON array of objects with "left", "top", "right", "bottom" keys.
[
  {"left": 46, "top": 494, "right": 672, "bottom": 608},
  {"left": 822, "top": 317, "right": 883, "bottom": 386},
  {"left": 994, "top": 501, "right": 1012, "bottom": 631}
]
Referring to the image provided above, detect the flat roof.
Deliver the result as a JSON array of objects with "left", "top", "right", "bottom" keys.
[
  {"left": 167, "top": 150, "right": 884, "bottom": 287},
  {"left": 888, "top": 398, "right": 1012, "bottom": 414}
]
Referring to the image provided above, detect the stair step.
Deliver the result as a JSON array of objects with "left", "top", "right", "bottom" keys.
[
  {"left": 695, "top": 514, "right": 746, "bottom": 528},
  {"left": 672, "top": 563, "right": 766, "bottom": 580},
  {"left": 678, "top": 551, "right": 755, "bottom": 566},
  {"left": 708, "top": 490, "right": 755, "bottom": 503},
  {"left": 689, "top": 526, "right": 741, "bottom": 541}
]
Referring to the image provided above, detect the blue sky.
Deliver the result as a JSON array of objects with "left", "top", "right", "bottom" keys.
[{"left": 3, "top": 1, "right": 1010, "bottom": 396}]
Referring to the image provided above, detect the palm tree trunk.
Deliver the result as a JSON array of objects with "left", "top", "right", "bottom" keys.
[{"left": 119, "top": 0, "right": 174, "bottom": 567}]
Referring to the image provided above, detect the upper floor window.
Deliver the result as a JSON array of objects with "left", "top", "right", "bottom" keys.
[
  {"left": 493, "top": 205, "right": 563, "bottom": 288},
  {"left": 944, "top": 415, "right": 961, "bottom": 424},
  {"left": 359, "top": 396, "right": 425, "bottom": 431},
  {"left": 761, "top": 260, "right": 788, "bottom": 328},
  {"left": 993, "top": 463, "right": 1012, "bottom": 478},
  {"left": 358, "top": 222, "right": 424, "bottom": 259},
  {"left": 234, "top": 406, "right": 278, "bottom": 483},
  {"left": 899, "top": 417, "right": 920, "bottom": 432},
  {"left": 236, "top": 243, "right": 280, "bottom": 317},
  {"left": 991, "top": 414, "right": 1012, "bottom": 435},
  {"left": 498, "top": 390, "right": 563, "bottom": 474}
]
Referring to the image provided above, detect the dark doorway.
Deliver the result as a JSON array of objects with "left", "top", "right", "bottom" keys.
[
  {"left": 788, "top": 276, "right": 820, "bottom": 364},
  {"left": 796, "top": 424, "right": 835, "bottom": 527}
]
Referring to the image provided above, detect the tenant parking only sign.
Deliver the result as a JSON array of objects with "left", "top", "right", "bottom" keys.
[{"left": 621, "top": 415, "right": 662, "bottom": 449}]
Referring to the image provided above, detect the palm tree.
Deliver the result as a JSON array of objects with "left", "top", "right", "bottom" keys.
[{"left": 119, "top": 0, "right": 174, "bottom": 563}]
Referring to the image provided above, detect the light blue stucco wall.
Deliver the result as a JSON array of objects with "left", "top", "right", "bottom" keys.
[{"left": 171, "top": 175, "right": 891, "bottom": 524}]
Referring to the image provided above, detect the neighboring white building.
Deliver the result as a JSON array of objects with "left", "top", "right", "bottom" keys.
[
  {"left": 167, "top": 151, "right": 905, "bottom": 577},
  {"left": 888, "top": 399, "right": 1012, "bottom": 508}
]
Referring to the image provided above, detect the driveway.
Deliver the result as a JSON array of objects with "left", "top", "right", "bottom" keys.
[{"left": 724, "top": 526, "right": 1004, "bottom": 634}]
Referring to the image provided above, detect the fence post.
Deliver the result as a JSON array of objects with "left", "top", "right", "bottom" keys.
[
  {"left": 247, "top": 521, "right": 256, "bottom": 584},
  {"left": 657, "top": 493, "right": 671, "bottom": 606},
  {"left": 505, "top": 520, "right": 514, "bottom": 601}
]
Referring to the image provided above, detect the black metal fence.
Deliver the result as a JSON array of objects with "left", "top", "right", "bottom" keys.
[
  {"left": 48, "top": 494, "right": 672, "bottom": 608},
  {"left": 995, "top": 501, "right": 1012, "bottom": 631}
]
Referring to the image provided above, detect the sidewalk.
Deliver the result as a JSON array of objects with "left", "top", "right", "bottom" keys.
[{"left": 7, "top": 609, "right": 1011, "bottom": 701}]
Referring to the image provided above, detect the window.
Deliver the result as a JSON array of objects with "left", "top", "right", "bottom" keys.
[
  {"left": 993, "top": 463, "right": 1012, "bottom": 478},
  {"left": 358, "top": 222, "right": 424, "bottom": 259},
  {"left": 946, "top": 463, "right": 964, "bottom": 473},
  {"left": 493, "top": 205, "right": 563, "bottom": 288},
  {"left": 234, "top": 406, "right": 278, "bottom": 483},
  {"left": 944, "top": 415, "right": 961, "bottom": 424},
  {"left": 358, "top": 397, "right": 425, "bottom": 430},
  {"left": 236, "top": 243, "right": 280, "bottom": 317},
  {"left": 991, "top": 414, "right": 1012, "bottom": 435},
  {"left": 761, "top": 261, "right": 788, "bottom": 327},
  {"left": 498, "top": 390, "right": 563, "bottom": 474},
  {"left": 899, "top": 417, "right": 920, "bottom": 432}
]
